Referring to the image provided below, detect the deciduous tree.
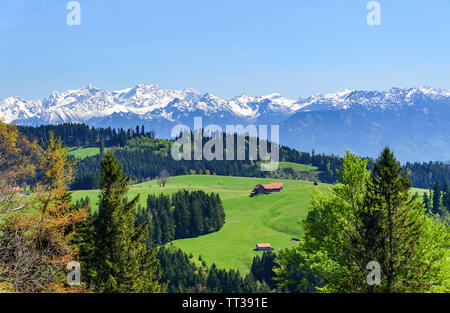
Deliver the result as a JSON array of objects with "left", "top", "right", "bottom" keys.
[
  {"left": 276, "top": 149, "right": 449, "bottom": 293},
  {"left": 0, "top": 121, "right": 39, "bottom": 218},
  {"left": 158, "top": 170, "right": 170, "bottom": 187},
  {"left": 0, "top": 131, "right": 88, "bottom": 292}
]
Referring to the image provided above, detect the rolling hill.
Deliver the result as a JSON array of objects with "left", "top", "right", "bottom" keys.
[
  {"left": 72, "top": 174, "right": 430, "bottom": 274},
  {"left": 72, "top": 175, "right": 330, "bottom": 274}
]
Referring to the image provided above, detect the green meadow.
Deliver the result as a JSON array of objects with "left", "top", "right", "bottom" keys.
[
  {"left": 278, "top": 161, "right": 318, "bottom": 171},
  {"left": 71, "top": 174, "right": 429, "bottom": 274},
  {"left": 72, "top": 175, "right": 330, "bottom": 274},
  {"left": 68, "top": 147, "right": 102, "bottom": 159}
]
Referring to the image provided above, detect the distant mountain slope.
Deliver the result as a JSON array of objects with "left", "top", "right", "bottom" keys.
[
  {"left": 281, "top": 88, "right": 450, "bottom": 162},
  {"left": 1, "top": 85, "right": 449, "bottom": 162}
]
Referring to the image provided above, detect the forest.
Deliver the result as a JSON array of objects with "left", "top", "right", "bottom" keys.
[
  {"left": 0, "top": 121, "right": 448, "bottom": 293},
  {"left": 136, "top": 190, "right": 226, "bottom": 246},
  {"left": 19, "top": 123, "right": 450, "bottom": 190}
]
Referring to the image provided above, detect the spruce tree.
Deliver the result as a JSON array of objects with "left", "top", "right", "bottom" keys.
[
  {"left": 190, "top": 199, "right": 204, "bottom": 236},
  {"left": 442, "top": 180, "right": 450, "bottom": 213},
  {"left": 206, "top": 264, "right": 220, "bottom": 292},
  {"left": 364, "top": 147, "right": 430, "bottom": 292},
  {"left": 432, "top": 180, "right": 441, "bottom": 214},
  {"left": 80, "top": 151, "right": 163, "bottom": 293}
]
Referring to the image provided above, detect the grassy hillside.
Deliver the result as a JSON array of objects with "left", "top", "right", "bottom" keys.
[
  {"left": 71, "top": 175, "right": 429, "bottom": 274},
  {"left": 72, "top": 175, "right": 330, "bottom": 274},
  {"left": 278, "top": 161, "right": 318, "bottom": 171},
  {"left": 69, "top": 147, "right": 101, "bottom": 159},
  {"left": 411, "top": 188, "right": 428, "bottom": 196}
]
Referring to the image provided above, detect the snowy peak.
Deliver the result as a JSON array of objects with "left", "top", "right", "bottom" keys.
[
  {"left": 1, "top": 85, "right": 450, "bottom": 126},
  {"left": 227, "top": 93, "right": 299, "bottom": 119},
  {"left": 296, "top": 87, "right": 450, "bottom": 112},
  {"left": 0, "top": 97, "right": 42, "bottom": 123},
  {"left": 0, "top": 84, "right": 300, "bottom": 124}
]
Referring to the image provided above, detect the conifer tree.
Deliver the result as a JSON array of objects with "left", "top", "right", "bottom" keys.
[
  {"left": 442, "top": 180, "right": 450, "bottom": 213},
  {"left": 80, "top": 151, "right": 163, "bottom": 293},
  {"left": 432, "top": 180, "right": 441, "bottom": 214},
  {"left": 276, "top": 149, "right": 448, "bottom": 293},
  {"left": 363, "top": 147, "right": 441, "bottom": 292},
  {"left": 190, "top": 199, "right": 204, "bottom": 236}
]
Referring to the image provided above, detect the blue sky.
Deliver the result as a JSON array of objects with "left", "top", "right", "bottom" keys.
[{"left": 1, "top": 0, "right": 450, "bottom": 100}]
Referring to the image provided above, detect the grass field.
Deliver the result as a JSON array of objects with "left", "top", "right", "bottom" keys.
[
  {"left": 72, "top": 175, "right": 330, "bottom": 274},
  {"left": 411, "top": 188, "right": 428, "bottom": 196},
  {"left": 68, "top": 147, "right": 101, "bottom": 159},
  {"left": 278, "top": 162, "right": 318, "bottom": 171},
  {"left": 71, "top": 175, "right": 429, "bottom": 274}
]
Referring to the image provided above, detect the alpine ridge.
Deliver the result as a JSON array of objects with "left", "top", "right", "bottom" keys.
[{"left": 1, "top": 85, "right": 449, "bottom": 162}]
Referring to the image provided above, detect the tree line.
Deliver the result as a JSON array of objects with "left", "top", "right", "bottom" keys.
[
  {"left": 158, "top": 245, "right": 277, "bottom": 293},
  {"left": 423, "top": 179, "right": 450, "bottom": 223},
  {"left": 135, "top": 190, "right": 225, "bottom": 246},
  {"left": 157, "top": 246, "right": 324, "bottom": 293},
  {"left": 18, "top": 123, "right": 155, "bottom": 148},
  {"left": 17, "top": 123, "right": 450, "bottom": 190},
  {"left": 406, "top": 161, "right": 450, "bottom": 189}
]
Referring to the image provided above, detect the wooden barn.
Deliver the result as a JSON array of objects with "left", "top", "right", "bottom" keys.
[
  {"left": 256, "top": 243, "right": 272, "bottom": 251},
  {"left": 250, "top": 182, "right": 284, "bottom": 197}
]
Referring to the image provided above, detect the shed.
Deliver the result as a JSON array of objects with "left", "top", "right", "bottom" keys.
[
  {"left": 256, "top": 243, "right": 272, "bottom": 251},
  {"left": 250, "top": 182, "right": 284, "bottom": 196}
]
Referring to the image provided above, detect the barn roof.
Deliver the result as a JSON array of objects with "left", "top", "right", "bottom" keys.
[{"left": 256, "top": 182, "right": 284, "bottom": 190}]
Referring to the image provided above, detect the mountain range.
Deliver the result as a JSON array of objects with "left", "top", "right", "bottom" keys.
[{"left": 1, "top": 84, "right": 449, "bottom": 162}]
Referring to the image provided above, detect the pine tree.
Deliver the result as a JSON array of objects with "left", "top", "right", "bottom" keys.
[
  {"left": 206, "top": 264, "right": 220, "bottom": 292},
  {"left": 173, "top": 192, "right": 191, "bottom": 238},
  {"left": 190, "top": 199, "right": 204, "bottom": 236},
  {"left": 80, "top": 151, "right": 163, "bottom": 292},
  {"left": 364, "top": 147, "right": 427, "bottom": 292},
  {"left": 251, "top": 251, "right": 278, "bottom": 289},
  {"left": 135, "top": 125, "right": 140, "bottom": 137},
  {"left": 442, "top": 179, "right": 450, "bottom": 213},
  {"left": 432, "top": 180, "right": 441, "bottom": 214}
]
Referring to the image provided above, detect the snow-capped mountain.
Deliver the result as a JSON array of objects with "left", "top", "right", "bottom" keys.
[
  {"left": 295, "top": 87, "right": 450, "bottom": 112},
  {"left": 1, "top": 85, "right": 450, "bottom": 162},
  {"left": 2, "top": 85, "right": 448, "bottom": 125},
  {"left": 0, "top": 97, "right": 42, "bottom": 123},
  {"left": 0, "top": 84, "right": 298, "bottom": 125},
  {"left": 281, "top": 87, "right": 450, "bottom": 162}
]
